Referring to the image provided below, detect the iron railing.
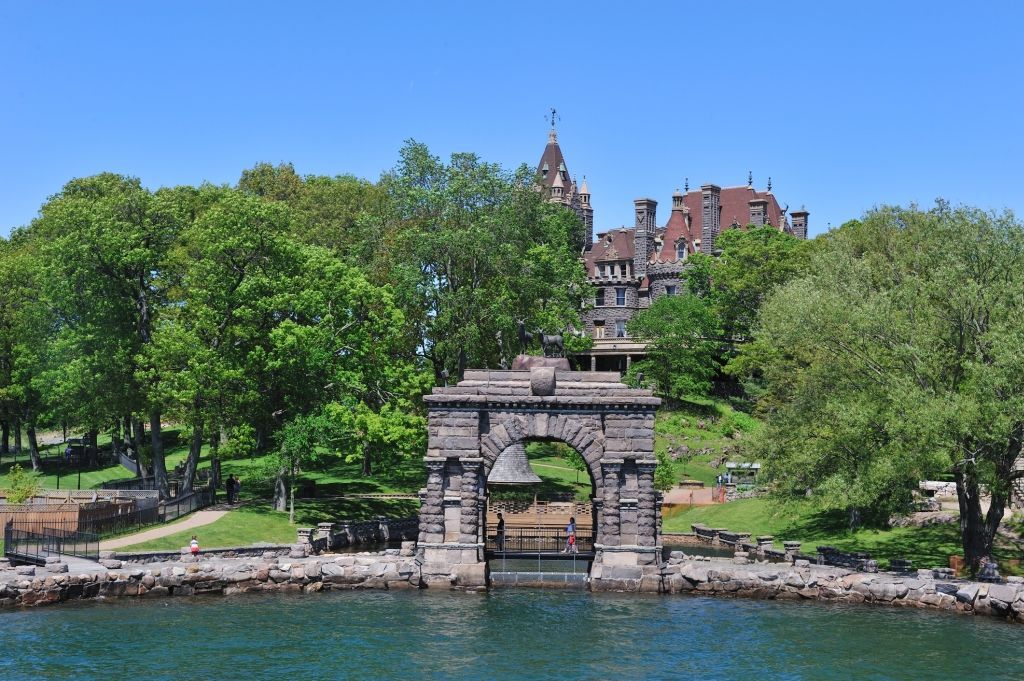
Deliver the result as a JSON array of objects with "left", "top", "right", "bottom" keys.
[
  {"left": 3, "top": 522, "right": 99, "bottom": 564},
  {"left": 486, "top": 526, "right": 594, "bottom": 554},
  {"left": 161, "top": 485, "right": 216, "bottom": 522}
]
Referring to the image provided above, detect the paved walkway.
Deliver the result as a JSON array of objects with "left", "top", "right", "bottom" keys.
[{"left": 99, "top": 505, "right": 238, "bottom": 550}]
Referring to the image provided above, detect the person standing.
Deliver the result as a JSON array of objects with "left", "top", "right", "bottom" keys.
[
  {"left": 496, "top": 512, "right": 505, "bottom": 552},
  {"left": 225, "top": 474, "right": 235, "bottom": 504},
  {"left": 564, "top": 516, "right": 576, "bottom": 553},
  {"left": 190, "top": 535, "right": 200, "bottom": 559}
]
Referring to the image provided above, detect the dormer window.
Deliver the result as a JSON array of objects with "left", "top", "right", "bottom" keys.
[
  {"left": 676, "top": 242, "right": 687, "bottom": 260},
  {"left": 541, "top": 162, "right": 549, "bottom": 177},
  {"left": 597, "top": 264, "right": 606, "bottom": 277}
]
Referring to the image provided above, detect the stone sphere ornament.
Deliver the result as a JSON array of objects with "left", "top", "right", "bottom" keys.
[{"left": 530, "top": 367, "right": 556, "bottom": 396}]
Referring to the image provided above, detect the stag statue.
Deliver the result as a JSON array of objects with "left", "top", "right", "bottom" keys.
[
  {"left": 516, "top": 319, "right": 534, "bottom": 355},
  {"left": 537, "top": 331, "right": 564, "bottom": 358}
]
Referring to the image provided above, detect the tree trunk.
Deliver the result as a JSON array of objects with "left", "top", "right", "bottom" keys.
[
  {"left": 111, "top": 422, "right": 124, "bottom": 467},
  {"left": 1, "top": 419, "right": 9, "bottom": 454},
  {"left": 848, "top": 506, "right": 861, "bottom": 531},
  {"left": 150, "top": 411, "right": 169, "bottom": 500},
  {"left": 86, "top": 429, "right": 99, "bottom": 467},
  {"left": 210, "top": 431, "right": 221, "bottom": 488},
  {"left": 362, "top": 445, "right": 372, "bottom": 476},
  {"left": 289, "top": 459, "right": 296, "bottom": 525},
  {"left": 955, "top": 464, "right": 1004, "bottom": 573},
  {"left": 13, "top": 419, "right": 22, "bottom": 455},
  {"left": 181, "top": 417, "right": 204, "bottom": 496},
  {"left": 131, "top": 416, "right": 147, "bottom": 476},
  {"left": 255, "top": 427, "right": 266, "bottom": 457},
  {"left": 274, "top": 467, "right": 288, "bottom": 512},
  {"left": 26, "top": 421, "right": 42, "bottom": 472}
]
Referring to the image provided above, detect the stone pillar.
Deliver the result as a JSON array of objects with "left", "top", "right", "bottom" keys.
[
  {"left": 419, "top": 459, "right": 446, "bottom": 544},
  {"left": 296, "top": 528, "right": 312, "bottom": 545},
  {"left": 316, "top": 522, "right": 334, "bottom": 544},
  {"left": 601, "top": 461, "right": 622, "bottom": 546},
  {"left": 636, "top": 461, "right": 657, "bottom": 547},
  {"left": 626, "top": 354, "right": 632, "bottom": 369},
  {"left": 459, "top": 458, "right": 482, "bottom": 545},
  {"left": 590, "top": 355, "right": 597, "bottom": 371}
]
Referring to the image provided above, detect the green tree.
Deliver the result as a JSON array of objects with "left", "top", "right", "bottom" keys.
[
  {"left": 33, "top": 174, "right": 177, "bottom": 497},
  {"left": 626, "top": 294, "right": 722, "bottom": 400},
  {"left": 654, "top": 449, "right": 677, "bottom": 493},
  {"left": 3, "top": 463, "right": 40, "bottom": 504},
  {"left": 747, "top": 203, "right": 1024, "bottom": 570},
  {"left": 382, "top": 141, "right": 589, "bottom": 381}
]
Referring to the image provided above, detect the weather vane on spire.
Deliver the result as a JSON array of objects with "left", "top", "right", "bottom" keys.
[{"left": 546, "top": 107, "right": 560, "bottom": 130}]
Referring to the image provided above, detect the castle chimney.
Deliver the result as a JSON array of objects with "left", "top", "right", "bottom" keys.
[
  {"left": 700, "top": 184, "right": 721, "bottom": 254},
  {"left": 791, "top": 207, "right": 809, "bottom": 239},
  {"left": 748, "top": 197, "right": 768, "bottom": 227},
  {"left": 580, "top": 177, "right": 594, "bottom": 248},
  {"left": 634, "top": 198, "right": 657, "bottom": 279}
]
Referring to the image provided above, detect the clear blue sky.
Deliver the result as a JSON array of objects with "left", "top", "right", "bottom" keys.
[{"left": 3, "top": 1, "right": 1022, "bottom": 238}]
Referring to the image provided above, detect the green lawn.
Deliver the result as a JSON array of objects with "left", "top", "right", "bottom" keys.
[
  {"left": 119, "top": 503, "right": 298, "bottom": 551},
  {"left": 654, "top": 399, "right": 761, "bottom": 486},
  {"left": 662, "top": 496, "right": 1024, "bottom": 572},
  {"left": 0, "top": 427, "right": 201, "bottom": 492}
]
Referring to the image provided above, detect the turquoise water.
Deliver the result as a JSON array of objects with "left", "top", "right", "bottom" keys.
[{"left": 1, "top": 589, "right": 1023, "bottom": 680}]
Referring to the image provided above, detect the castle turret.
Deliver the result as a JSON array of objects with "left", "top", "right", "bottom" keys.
[{"left": 551, "top": 171, "right": 564, "bottom": 201}]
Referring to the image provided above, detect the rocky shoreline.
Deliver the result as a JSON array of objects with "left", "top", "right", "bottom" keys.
[{"left": 2, "top": 545, "right": 1022, "bottom": 623}]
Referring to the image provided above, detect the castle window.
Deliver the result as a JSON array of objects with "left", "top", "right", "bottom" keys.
[
  {"left": 665, "top": 285, "right": 677, "bottom": 296},
  {"left": 595, "top": 289, "right": 605, "bottom": 307},
  {"left": 597, "top": 264, "right": 606, "bottom": 277},
  {"left": 676, "top": 242, "right": 687, "bottom": 260},
  {"left": 615, "top": 320, "right": 626, "bottom": 338},
  {"left": 615, "top": 288, "right": 626, "bottom": 306},
  {"left": 594, "top": 322, "right": 605, "bottom": 339}
]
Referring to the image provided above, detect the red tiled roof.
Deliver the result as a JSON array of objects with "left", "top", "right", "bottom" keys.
[
  {"left": 654, "top": 203, "right": 695, "bottom": 263},
  {"left": 683, "top": 186, "right": 786, "bottom": 239},
  {"left": 583, "top": 228, "right": 635, "bottom": 270}
]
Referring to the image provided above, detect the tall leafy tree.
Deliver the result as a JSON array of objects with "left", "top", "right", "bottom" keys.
[
  {"left": 626, "top": 294, "right": 722, "bottom": 400},
  {"left": 382, "top": 141, "right": 589, "bottom": 381},
  {"left": 747, "top": 203, "right": 1024, "bottom": 569},
  {"left": 33, "top": 173, "right": 177, "bottom": 496}
]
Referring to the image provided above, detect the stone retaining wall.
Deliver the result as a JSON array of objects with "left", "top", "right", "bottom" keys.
[
  {"left": 0, "top": 544, "right": 429, "bottom": 608},
  {"left": 3, "top": 548, "right": 1023, "bottom": 624},
  {"left": 662, "top": 552, "right": 1024, "bottom": 623}
]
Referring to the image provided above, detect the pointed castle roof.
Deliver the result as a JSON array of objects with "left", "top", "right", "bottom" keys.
[{"left": 537, "top": 128, "right": 571, "bottom": 190}]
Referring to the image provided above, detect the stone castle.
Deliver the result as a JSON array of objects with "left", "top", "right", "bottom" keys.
[{"left": 536, "top": 125, "right": 809, "bottom": 372}]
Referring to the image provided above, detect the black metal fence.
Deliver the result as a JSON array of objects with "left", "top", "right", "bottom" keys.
[
  {"left": 3, "top": 522, "right": 99, "bottom": 564},
  {"left": 162, "top": 485, "right": 216, "bottom": 522},
  {"left": 486, "top": 526, "right": 594, "bottom": 554}
]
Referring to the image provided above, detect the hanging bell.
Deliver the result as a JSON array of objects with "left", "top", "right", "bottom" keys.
[{"left": 488, "top": 443, "right": 542, "bottom": 485}]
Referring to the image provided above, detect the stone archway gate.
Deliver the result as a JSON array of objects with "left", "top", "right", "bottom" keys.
[{"left": 417, "top": 367, "right": 662, "bottom": 591}]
